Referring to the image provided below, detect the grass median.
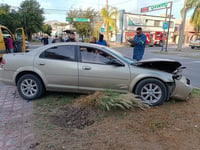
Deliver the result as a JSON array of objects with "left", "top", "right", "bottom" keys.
[{"left": 33, "top": 89, "right": 200, "bottom": 150}]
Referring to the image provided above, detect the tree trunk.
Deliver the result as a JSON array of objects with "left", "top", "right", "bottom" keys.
[
  {"left": 27, "top": 30, "right": 32, "bottom": 41},
  {"left": 177, "top": 0, "right": 187, "bottom": 51},
  {"left": 106, "top": 21, "right": 110, "bottom": 46}
]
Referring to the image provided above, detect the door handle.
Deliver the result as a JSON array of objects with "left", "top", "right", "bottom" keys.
[
  {"left": 82, "top": 66, "right": 91, "bottom": 70},
  {"left": 39, "top": 63, "right": 45, "bottom": 66}
]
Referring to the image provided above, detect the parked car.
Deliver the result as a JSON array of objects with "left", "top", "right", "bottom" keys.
[
  {"left": 0, "top": 43, "right": 192, "bottom": 106},
  {"left": 189, "top": 38, "right": 200, "bottom": 49}
]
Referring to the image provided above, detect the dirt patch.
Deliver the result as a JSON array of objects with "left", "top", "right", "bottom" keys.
[
  {"left": 50, "top": 106, "right": 96, "bottom": 129},
  {"left": 33, "top": 91, "right": 200, "bottom": 150}
]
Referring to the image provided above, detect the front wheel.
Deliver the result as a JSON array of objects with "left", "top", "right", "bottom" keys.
[
  {"left": 134, "top": 78, "right": 168, "bottom": 106},
  {"left": 17, "top": 74, "right": 44, "bottom": 100}
]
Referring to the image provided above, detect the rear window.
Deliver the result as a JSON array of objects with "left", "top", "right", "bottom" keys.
[{"left": 40, "top": 45, "right": 76, "bottom": 61}]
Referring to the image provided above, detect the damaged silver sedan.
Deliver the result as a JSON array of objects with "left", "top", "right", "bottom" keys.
[{"left": 0, "top": 43, "right": 192, "bottom": 106}]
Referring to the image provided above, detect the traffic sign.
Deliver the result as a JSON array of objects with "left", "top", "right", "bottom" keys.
[
  {"left": 66, "top": 18, "right": 72, "bottom": 21},
  {"left": 163, "top": 22, "right": 168, "bottom": 29},
  {"left": 101, "top": 28, "right": 105, "bottom": 32},
  {"left": 141, "top": 2, "right": 172, "bottom": 13},
  {"left": 73, "top": 18, "right": 90, "bottom": 22}
]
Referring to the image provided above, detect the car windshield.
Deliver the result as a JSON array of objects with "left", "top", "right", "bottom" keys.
[{"left": 103, "top": 47, "right": 136, "bottom": 65}]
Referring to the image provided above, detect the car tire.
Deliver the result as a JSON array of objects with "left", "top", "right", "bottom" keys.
[
  {"left": 17, "top": 74, "right": 44, "bottom": 100},
  {"left": 191, "top": 46, "right": 195, "bottom": 49},
  {"left": 134, "top": 78, "right": 168, "bottom": 106}
]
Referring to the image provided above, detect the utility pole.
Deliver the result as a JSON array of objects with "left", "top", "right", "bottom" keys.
[
  {"left": 106, "top": 0, "right": 108, "bottom": 10},
  {"left": 177, "top": 0, "right": 187, "bottom": 51},
  {"left": 165, "top": 1, "right": 173, "bottom": 52}
]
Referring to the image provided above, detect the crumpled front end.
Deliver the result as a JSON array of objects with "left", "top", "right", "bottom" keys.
[{"left": 171, "top": 76, "right": 192, "bottom": 101}]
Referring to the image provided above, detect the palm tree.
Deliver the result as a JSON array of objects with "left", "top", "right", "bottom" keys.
[
  {"left": 177, "top": 0, "right": 200, "bottom": 50},
  {"left": 189, "top": 0, "right": 200, "bottom": 34},
  {"left": 100, "top": 7, "right": 118, "bottom": 44}
]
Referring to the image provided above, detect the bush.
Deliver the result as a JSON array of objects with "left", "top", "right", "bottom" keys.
[{"left": 75, "top": 91, "right": 150, "bottom": 111}]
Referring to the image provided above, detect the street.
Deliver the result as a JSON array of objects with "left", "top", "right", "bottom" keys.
[{"left": 115, "top": 45, "right": 200, "bottom": 88}]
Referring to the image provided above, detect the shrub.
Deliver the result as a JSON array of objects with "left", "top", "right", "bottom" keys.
[{"left": 75, "top": 91, "right": 150, "bottom": 111}]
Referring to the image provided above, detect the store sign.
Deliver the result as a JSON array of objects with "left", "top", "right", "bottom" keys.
[
  {"left": 141, "top": 2, "right": 171, "bottom": 13},
  {"left": 73, "top": 18, "right": 90, "bottom": 22},
  {"left": 128, "top": 18, "right": 145, "bottom": 26}
]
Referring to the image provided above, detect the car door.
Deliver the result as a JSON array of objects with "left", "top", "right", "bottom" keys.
[
  {"left": 78, "top": 46, "right": 131, "bottom": 92},
  {"left": 34, "top": 45, "right": 78, "bottom": 92},
  {"left": 0, "top": 26, "right": 14, "bottom": 58},
  {"left": 14, "top": 28, "right": 26, "bottom": 52}
]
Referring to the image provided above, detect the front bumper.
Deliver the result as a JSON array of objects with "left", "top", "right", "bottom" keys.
[
  {"left": 0, "top": 68, "right": 15, "bottom": 85},
  {"left": 171, "top": 76, "right": 192, "bottom": 101}
]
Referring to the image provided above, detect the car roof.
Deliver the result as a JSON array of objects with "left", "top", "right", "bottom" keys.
[
  {"left": 47, "top": 42, "right": 106, "bottom": 48},
  {"left": 29, "top": 42, "right": 109, "bottom": 56}
]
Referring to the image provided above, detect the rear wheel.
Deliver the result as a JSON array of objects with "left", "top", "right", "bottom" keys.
[
  {"left": 191, "top": 46, "right": 195, "bottom": 49},
  {"left": 17, "top": 74, "right": 44, "bottom": 100},
  {"left": 134, "top": 78, "right": 168, "bottom": 106}
]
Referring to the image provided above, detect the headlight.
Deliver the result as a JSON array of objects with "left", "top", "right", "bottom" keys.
[{"left": 173, "top": 67, "right": 185, "bottom": 80}]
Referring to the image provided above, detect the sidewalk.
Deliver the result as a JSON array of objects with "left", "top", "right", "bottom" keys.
[
  {"left": 0, "top": 86, "right": 36, "bottom": 150},
  {"left": 151, "top": 49, "right": 200, "bottom": 59}
]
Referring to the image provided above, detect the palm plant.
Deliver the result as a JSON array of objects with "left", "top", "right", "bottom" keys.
[
  {"left": 188, "top": 0, "right": 200, "bottom": 34},
  {"left": 178, "top": 0, "right": 200, "bottom": 50},
  {"left": 100, "top": 7, "right": 118, "bottom": 44}
]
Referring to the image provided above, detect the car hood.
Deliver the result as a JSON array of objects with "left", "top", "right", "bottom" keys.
[{"left": 135, "top": 59, "right": 182, "bottom": 73}]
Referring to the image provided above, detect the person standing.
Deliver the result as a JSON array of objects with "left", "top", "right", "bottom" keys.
[
  {"left": 5, "top": 36, "right": 14, "bottom": 53},
  {"left": 52, "top": 35, "right": 60, "bottom": 43},
  {"left": 66, "top": 32, "right": 76, "bottom": 42},
  {"left": 128, "top": 27, "right": 146, "bottom": 61},
  {"left": 97, "top": 34, "right": 107, "bottom": 46},
  {"left": 89, "top": 37, "right": 97, "bottom": 44},
  {"left": 58, "top": 35, "right": 64, "bottom": 42},
  {"left": 41, "top": 34, "right": 49, "bottom": 45}
]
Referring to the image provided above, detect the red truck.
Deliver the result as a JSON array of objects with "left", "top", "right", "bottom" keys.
[{"left": 126, "top": 31, "right": 167, "bottom": 47}]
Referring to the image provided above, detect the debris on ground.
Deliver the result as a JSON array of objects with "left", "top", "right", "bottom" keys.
[{"left": 51, "top": 106, "right": 96, "bottom": 129}]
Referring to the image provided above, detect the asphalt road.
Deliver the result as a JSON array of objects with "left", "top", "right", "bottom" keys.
[{"left": 114, "top": 46, "right": 200, "bottom": 88}]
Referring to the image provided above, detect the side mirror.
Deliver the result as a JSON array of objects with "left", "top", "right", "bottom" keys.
[{"left": 107, "top": 59, "right": 124, "bottom": 66}]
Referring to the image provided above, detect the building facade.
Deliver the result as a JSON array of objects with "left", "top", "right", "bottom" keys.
[
  {"left": 173, "top": 19, "right": 197, "bottom": 44},
  {"left": 117, "top": 10, "right": 176, "bottom": 44}
]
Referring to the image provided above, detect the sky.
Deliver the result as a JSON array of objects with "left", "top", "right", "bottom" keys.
[{"left": 1, "top": 0, "right": 194, "bottom": 22}]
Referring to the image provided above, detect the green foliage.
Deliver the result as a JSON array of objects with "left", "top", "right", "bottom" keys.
[
  {"left": 35, "top": 93, "right": 76, "bottom": 112},
  {"left": 67, "top": 8, "right": 98, "bottom": 39},
  {"left": 42, "top": 24, "right": 52, "bottom": 35},
  {"left": 101, "top": 92, "right": 150, "bottom": 111},
  {"left": 93, "top": 20, "right": 102, "bottom": 38},
  {"left": 19, "top": 0, "right": 44, "bottom": 40},
  {"left": 183, "top": 0, "right": 200, "bottom": 34},
  {"left": 0, "top": 4, "right": 22, "bottom": 33},
  {"left": 192, "top": 88, "right": 200, "bottom": 97},
  {"left": 100, "top": 7, "right": 118, "bottom": 43},
  {"left": 75, "top": 91, "right": 150, "bottom": 111}
]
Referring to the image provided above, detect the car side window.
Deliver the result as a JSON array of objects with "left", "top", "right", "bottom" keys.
[
  {"left": 40, "top": 45, "right": 76, "bottom": 61},
  {"left": 1, "top": 28, "right": 13, "bottom": 42},
  {"left": 80, "top": 46, "right": 114, "bottom": 64}
]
